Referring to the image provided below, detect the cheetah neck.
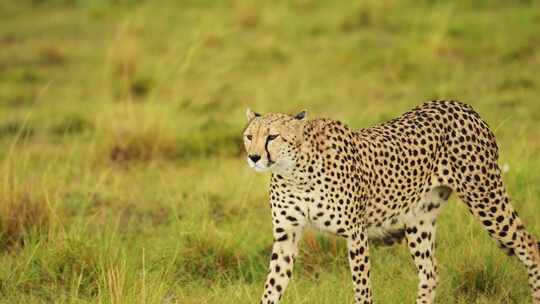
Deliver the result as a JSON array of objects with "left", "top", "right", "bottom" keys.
[{"left": 271, "top": 129, "right": 323, "bottom": 189}]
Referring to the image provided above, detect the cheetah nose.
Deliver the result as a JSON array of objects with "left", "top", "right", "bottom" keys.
[{"left": 249, "top": 154, "right": 261, "bottom": 163}]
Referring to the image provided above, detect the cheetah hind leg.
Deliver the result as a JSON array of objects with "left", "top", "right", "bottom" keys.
[
  {"left": 404, "top": 186, "right": 452, "bottom": 304},
  {"left": 456, "top": 181, "right": 540, "bottom": 304}
]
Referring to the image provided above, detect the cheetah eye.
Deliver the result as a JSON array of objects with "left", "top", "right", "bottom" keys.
[
  {"left": 245, "top": 135, "right": 253, "bottom": 140},
  {"left": 267, "top": 134, "right": 279, "bottom": 141}
]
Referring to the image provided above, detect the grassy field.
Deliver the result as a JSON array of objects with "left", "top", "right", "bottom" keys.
[{"left": 1, "top": 0, "right": 540, "bottom": 303}]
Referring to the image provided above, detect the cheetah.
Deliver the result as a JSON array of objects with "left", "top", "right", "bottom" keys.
[{"left": 242, "top": 100, "right": 540, "bottom": 304}]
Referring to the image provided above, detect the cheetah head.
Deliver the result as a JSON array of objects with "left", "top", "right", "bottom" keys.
[{"left": 243, "top": 108, "right": 307, "bottom": 173}]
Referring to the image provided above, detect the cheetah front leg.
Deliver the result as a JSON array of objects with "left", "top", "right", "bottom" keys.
[
  {"left": 260, "top": 225, "right": 303, "bottom": 304},
  {"left": 347, "top": 225, "right": 373, "bottom": 304}
]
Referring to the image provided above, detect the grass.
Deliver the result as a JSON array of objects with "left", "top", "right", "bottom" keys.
[{"left": 1, "top": 0, "right": 540, "bottom": 303}]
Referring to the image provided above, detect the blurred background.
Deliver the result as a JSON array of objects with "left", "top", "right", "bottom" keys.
[{"left": 1, "top": 1, "right": 540, "bottom": 303}]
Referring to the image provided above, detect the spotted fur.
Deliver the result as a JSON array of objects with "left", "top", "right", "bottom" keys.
[{"left": 243, "top": 101, "right": 540, "bottom": 304}]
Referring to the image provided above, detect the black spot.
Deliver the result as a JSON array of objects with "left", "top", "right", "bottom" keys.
[
  {"left": 276, "top": 234, "right": 288, "bottom": 242},
  {"left": 285, "top": 216, "right": 297, "bottom": 222}
]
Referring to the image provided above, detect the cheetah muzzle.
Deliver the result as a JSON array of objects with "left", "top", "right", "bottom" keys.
[{"left": 242, "top": 101, "right": 540, "bottom": 304}]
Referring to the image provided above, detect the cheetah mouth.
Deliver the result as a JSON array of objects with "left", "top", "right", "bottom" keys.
[{"left": 246, "top": 157, "right": 274, "bottom": 172}]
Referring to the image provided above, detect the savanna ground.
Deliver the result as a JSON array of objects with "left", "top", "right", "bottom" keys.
[{"left": 1, "top": 0, "right": 540, "bottom": 303}]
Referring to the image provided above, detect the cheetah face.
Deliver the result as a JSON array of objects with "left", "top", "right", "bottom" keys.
[{"left": 243, "top": 108, "right": 307, "bottom": 173}]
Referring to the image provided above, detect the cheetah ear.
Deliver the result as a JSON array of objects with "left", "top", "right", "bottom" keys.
[
  {"left": 246, "top": 108, "right": 261, "bottom": 121},
  {"left": 294, "top": 110, "right": 307, "bottom": 120}
]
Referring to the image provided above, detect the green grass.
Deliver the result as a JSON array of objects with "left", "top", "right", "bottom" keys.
[{"left": 1, "top": 0, "right": 540, "bottom": 303}]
